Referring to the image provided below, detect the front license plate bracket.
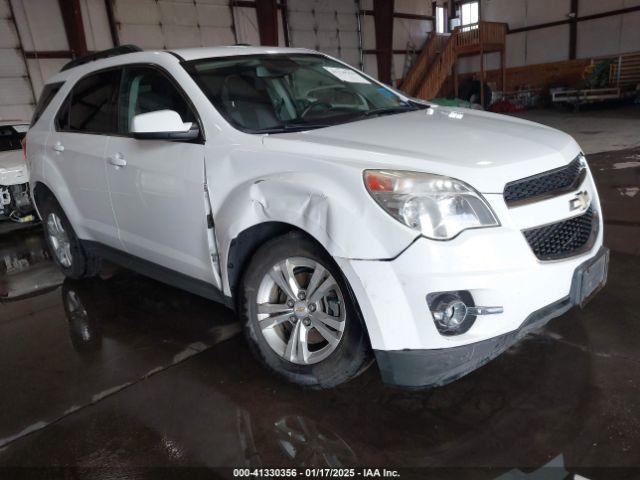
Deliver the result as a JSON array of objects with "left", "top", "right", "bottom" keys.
[{"left": 571, "top": 247, "right": 609, "bottom": 308}]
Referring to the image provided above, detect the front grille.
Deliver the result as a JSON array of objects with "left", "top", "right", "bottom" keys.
[
  {"left": 523, "top": 206, "right": 597, "bottom": 260},
  {"left": 504, "top": 156, "right": 585, "bottom": 206}
]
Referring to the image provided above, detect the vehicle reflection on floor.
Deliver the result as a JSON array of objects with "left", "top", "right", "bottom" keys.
[{"left": 4, "top": 252, "right": 640, "bottom": 478}]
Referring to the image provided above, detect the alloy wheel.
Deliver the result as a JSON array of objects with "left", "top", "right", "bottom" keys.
[
  {"left": 256, "top": 257, "right": 346, "bottom": 365},
  {"left": 46, "top": 212, "right": 73, "bottom": 268}
]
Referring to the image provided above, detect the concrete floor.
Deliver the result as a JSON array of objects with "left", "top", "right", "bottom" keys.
[
  {"left": 0, "top": 106, "right": 638, "bottom": 479},
  {"left": 515, "top": 105, "right": 640, "bottom": 155}
]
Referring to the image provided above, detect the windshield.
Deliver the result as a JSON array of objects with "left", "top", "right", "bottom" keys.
[{"left": 185, "top": 54, "right": 418, "bottom": 133}]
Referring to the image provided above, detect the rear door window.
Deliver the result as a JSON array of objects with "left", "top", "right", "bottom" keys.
[
  {"left": 30, "top": 82, "right": 64, "bottom": 127},
  {"left": 57, "top": 70, "right": 121, "bottom": 134}
]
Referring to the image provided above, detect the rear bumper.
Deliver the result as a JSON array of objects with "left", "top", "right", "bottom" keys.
[{"left": 373, "top": 247, "right": 609, "bottom": 389}]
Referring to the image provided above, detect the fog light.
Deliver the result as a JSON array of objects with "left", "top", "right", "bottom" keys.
[
  {"left": 433, "top": 299, "right": 467, "bottom": 327},
  {"left": 428, "top": 292, "right": 476, "bottom": 336},
  {"left": 427, "top": 291, "right": 503, "bottom": 336}
]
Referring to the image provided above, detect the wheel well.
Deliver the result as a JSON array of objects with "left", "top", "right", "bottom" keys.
[
  {"left": 32, "top": 182, "right": 55, "bottom": 209},
  {"left": 227, "top": 221, "right": 372, "bottom": 350},
  {"left": 227, "top": 222, "right": 321, "bottom": 302}
]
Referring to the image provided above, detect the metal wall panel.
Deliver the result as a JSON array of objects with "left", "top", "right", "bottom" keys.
[
  {"left": 287, "top": 0, "right": 360, "bottom": 67},
  {"left": 483, "top": 0, "right": 527, "bottom": 29},
  {"left": 620, "top": 10, "right": 640, "bottom": 53},
  {"left": 113, "top": 0, "right": 235, "bottom": 49},
  {"left": 505, "top": 31, "right": 526, "bottom": 68},
  {"left": 577, "top": 0, "right": 640, "bottom": 57},
  {"left": 10, "top": 0, "right": 68, "bottom": 51},
  {"left": 233, "top": 6, "right": 260, "bottom": 46},
  {"left": 579, "top": 0, "right": 624, "bottom": 17},
  {"left": 81, "top": 0, "right": 114, "bottom": 51},
  {"left": 10, "top": 0, "right": 69, "bottom": 100},
  {"left": 0, "top": 0, "right": 34, "bottom": 120},
  {"left": 0, "top": 48, "right": 26, "bottom": 77},
  {"left": 526, "top": 24, "right": 570, "bottom": 64},
  {"left": 524, "top": 0, "right": 570, "bottom": 26},
  {"left": 577, "top": 16, "right": 623, "bottom": 58},
  {"left": 394, "top": 0, "right": 430, "bottom": 15},
  {"left": 363, "top": 53, "right": 377, "bottom": 78}
]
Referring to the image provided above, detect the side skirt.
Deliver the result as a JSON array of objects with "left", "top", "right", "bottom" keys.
[{"left": 81, "top": 240, "right": 234, "bottom": 309}]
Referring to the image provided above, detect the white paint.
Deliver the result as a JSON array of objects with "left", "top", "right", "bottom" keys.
[
  {"left": 0, "top": 150, "right": 29, "bottom": 185},
  {"left": 131, "top": 110, "right": 192, "bottom": 133}
]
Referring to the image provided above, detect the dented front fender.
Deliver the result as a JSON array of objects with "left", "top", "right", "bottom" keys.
[{"left": 206, "top": 143, "right": 418, "bottom": 295}]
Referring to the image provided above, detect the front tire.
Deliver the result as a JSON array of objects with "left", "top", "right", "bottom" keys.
[
  {"left": 240, "top": 232, "right": 371, "bottom": 389},
  {"left": 40, "top": 195, "right": 101, "bottom": 279}
]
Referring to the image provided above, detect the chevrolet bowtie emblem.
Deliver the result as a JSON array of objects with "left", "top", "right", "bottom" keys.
[{"left": 570, "top": 190, "right": 590, "bottom": 211}]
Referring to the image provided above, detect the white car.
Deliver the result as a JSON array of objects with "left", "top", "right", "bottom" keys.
[
  {"left": 1, "top": 121, "right": 34, "bottom": 222},
  {"left": 26, "top": 45, "right": 608, "bottom": 389}
]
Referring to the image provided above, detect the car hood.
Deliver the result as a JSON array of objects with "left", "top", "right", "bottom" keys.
[
  {"left": 263, "top": 106, "right": 581, "bottom": 193},
  {"left": 0, "top": 150, "right": 29, "bottom": 186}
]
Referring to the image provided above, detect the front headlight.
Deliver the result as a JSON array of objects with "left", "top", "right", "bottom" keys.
[{"left": 364, "top": 170, "right": 500, "bottom": 240}]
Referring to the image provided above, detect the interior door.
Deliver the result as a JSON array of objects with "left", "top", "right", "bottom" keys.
[
  {"left": 105, "top": 65, "right": 217, "bottom": 285},
  {"left": 47, "top": 69, "right": 121, "bottom": 248}
]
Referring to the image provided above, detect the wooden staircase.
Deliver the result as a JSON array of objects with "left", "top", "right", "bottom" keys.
[{"left": 401, "top": 21, "right": 508, "bottom": 106}]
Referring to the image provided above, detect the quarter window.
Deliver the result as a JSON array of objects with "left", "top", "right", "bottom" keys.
[
  {"left": 31, "top": 82, "right": 64, "bottom": 127},
  {"left": 119, "top": 67, "right": 195, "bottom": 133},
  {"left": 57, "top": 70, "right": 120, "bottom": 133}
]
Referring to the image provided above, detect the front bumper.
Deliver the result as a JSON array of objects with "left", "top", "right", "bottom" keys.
[{"left": 372, "top": 246, "right": 608, "bottom": 388}]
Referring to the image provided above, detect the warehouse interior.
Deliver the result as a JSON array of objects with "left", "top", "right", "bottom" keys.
[{"left": 1, "top": 0, "right": 639, "bottom": 478}]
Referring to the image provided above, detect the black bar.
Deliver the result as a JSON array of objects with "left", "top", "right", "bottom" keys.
[{"left": 104, "top": 0, "right": 120, "bottom": 47}]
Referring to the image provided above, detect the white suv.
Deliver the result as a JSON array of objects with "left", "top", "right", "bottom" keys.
[{"left": 26, "top": 45, "right": 608, "bottom": 389}]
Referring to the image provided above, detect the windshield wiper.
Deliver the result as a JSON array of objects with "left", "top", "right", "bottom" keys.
[
  {"left": 255, "top": 105, "right": 421, "bottom": 134},
  {"left": 359, "top": 105, "right": 420, "bottom": 118},
  {"left": 255, "top": 122, "right": 329, "bottom": 134}
]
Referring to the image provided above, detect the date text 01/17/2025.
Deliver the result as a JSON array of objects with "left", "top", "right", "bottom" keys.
[{"left": 232, "top": 468, "right": 401, "bottom": 478}]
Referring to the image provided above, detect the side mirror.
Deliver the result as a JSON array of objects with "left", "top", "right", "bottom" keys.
[{"left": 131, "top": 110, "right": 200, "bottom": 141}]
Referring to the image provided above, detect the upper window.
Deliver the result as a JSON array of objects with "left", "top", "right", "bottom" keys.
[
  {"left": 57, "top": 70, "right": 120, "bottom": 133},
  {"left": 435, "top": 6, "right": 446, "bottom": 33},
  {"left": 461, "top": 1, "right": 479, "bottom": 26},
  {"left": 118, "top": 66, "right": 196, "bottom": 133},
  {"left": 185, "top": 54, "right": 416, "bottom": 133},
  {"left": 31, "top": 82, "right": 64, "bottom": 127}
]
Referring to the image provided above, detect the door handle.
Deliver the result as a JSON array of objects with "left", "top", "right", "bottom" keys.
[
  {"left": 52, "top": 142, "right": 64, "bottom": 152},
  {"left": 108, "top": 153, "right": 127, "bottom": 168}
]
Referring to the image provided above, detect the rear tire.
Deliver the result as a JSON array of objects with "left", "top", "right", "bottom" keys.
[
  {"left": 39, "top": 195, "right": 101, "bottom": 279},
  {"left": 240, "top": 232, "right": 371, "bottom": 389}
]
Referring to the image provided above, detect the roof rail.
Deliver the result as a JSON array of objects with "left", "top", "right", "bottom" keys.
[{"left": 61, "top": 45, "right": 143, "bottom": 72}]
